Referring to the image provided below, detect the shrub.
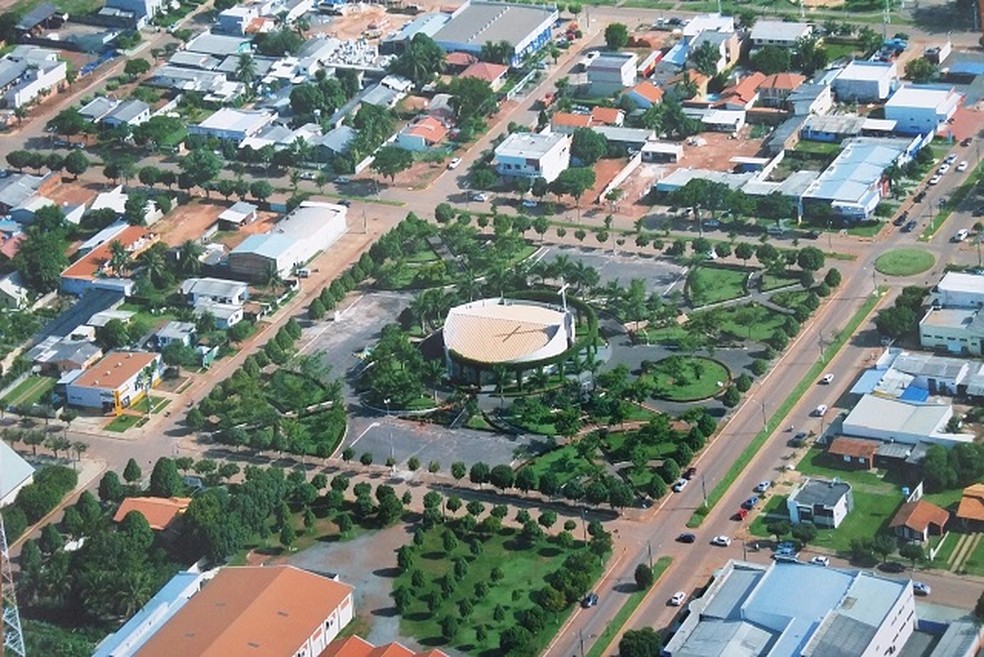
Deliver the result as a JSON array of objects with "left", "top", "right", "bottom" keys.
[{"left": 750, "top": 359, "right": 768, "bottom": 376}]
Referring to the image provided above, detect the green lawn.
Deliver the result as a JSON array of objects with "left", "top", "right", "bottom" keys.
[
  {"left": 105, "top": 414, "right": 145, "bottom": 432},
  {"left": 846, "top": 222, "right": 883, "bottom": 238},
  {"left": 523, "top": 444, "right": 603, "bottom": 488},
  {"left": 874, "top": 249, "right": 935, "bottom": 276},
  {"left": 922, "top": 487, "right": 965, "bottom": 511},
  {"left": 395, "top": 526, "right": 601, "bottom": 654},
  {"left": 760, "top": 271, "right": 801, "bottom": 291},
  {"left": 647, "top": 356, "right": 729, "bottom": 402},
  {"left": 709, "top": 304, "right": 788, "bottom": 342},
  {"left": 2, "top": 375, "right": 56, "bottom": 407},
  {"left": 688, "top": 266, "right": 750, "bottom": 306},
  {"left": 961, "top": 535, "right": 984, "bottom": 577}
]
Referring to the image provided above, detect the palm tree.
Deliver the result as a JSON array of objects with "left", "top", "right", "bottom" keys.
[
  {"left": 14, "top": 106, "right": 27, "bottom": 124},
  {"left": 108, "top": 240, "right": 131, "bottom": 276},
  {"left": 116, "top": 570, "right": 154, "bottom": 618},
  {"left": 177, "top": 239, "right": 204, "bottom": 275},
  {"left": 138, "top": 244, "right": 169, "bottom": 288},
  {"left": 236, "top": 53, "right": 257, "bottom": 85},
  {"left": 72, "top": 440, "right": 88, "bottom": 461}
]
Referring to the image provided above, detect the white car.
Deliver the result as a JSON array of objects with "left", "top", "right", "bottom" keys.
[
  {"left": 470, "top": 192, "right": 489, "bottom": 202},
  {"left": 912, "top": 582, "right": 931, "bottom": 596},
  {"left": 929, "top": 174, "right": 942, "bottom": 185},
  {"left": 812, "top": 404, "right": 828, "bottom": 416},
  {"left": 820, "top": 373, "right": 834, "bottom": 384},
  {"left": 447, "top": 157, "right": 462, "bottom": 169},
  {"left": 672, "top": 478, "right": 688, "bottom": 493},
  {"left": 669, "top": 591, "right": 687, "bottom": 606},
  {"left": 754, "top": 481, "right": 771, "bottom": 493},
  {"left": 937, "top": 163, "right": 950, "bottom": 174},
  {"left": 810, "top": 555, "right": 830, "bottom": 567},
  {"left": 945, "top": 153, "right": 958, "bottom": 164},
  {"left": 711, "top": 535, "right": 732, "bottom": 547},
  {"left": 957, "top": 161, "right": 969, "bottom": 172},
  {"left": 522, "top": 199, "right": 538, "bottom": 208}
]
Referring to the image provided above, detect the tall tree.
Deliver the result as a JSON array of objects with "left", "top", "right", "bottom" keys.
[
  {"left": 604, "top": 23, "right": 629, "bottom": 49},
  {"left": 370, "top": 146, "right": 413, "bottom": 184}
]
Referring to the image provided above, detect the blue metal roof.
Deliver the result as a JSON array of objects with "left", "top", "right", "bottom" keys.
[
  {"left": 900, "top": 385, "right": 929, "bottom": 402},
  {"left": 850, "top": 369, "right": 884, "bottom": 395}
]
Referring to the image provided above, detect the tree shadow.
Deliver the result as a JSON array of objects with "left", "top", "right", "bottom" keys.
[
  {"left": 370, "top": 605, "right": 400, "bottom": 617},
  {"left": 372, "top": 567, "right": 401, "bottom": 578}
]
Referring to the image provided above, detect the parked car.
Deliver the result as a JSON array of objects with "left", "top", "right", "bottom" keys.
[
  {"left": 470, "top": 192, "right": 489, "bottom": 202},
  {"left": 711, "top": 535, "right": 732, "bottom": 547},
  {"left": 522, "top": 199, "right": 538, "bottom": 208},
  {"left": 790, "top": 431, "right": 808, "bottom": 447},
  {"left": 953, "top": 228, "right": 969, "bottom": 242},
  {"left": 879, "top": 562, "right": 905, "bottom": 573},
  {"left": 912, "top": 582, "right": 931, "bottom": 596},
  {"left": 893, "top": 211, "right": 909, "bottom": 226},
  {"left": 820, "top": 373, "right": 834, "bottom": 384},
  {"left": 299, "top": 171, "right": 316, "bottom": 180},
  {"left": 447, "top": 157, "right": 462, "bottom": 169},
  {"left": 974, "top": 205, "right": 984, "bottom": 217},
  {"left": 810, "top": 556, "right": 830, "bottom": 567},
  {"left": 582, "top": 592, "right": 599, "bottom": 607},
  {"left": 741, "top": 496, "right": 759, "bottom": 510},
  {"left": 928, "top": 174, "right": 942, "bottom": 185},
  {"left": 902, "top": 220, "right": 917, "bottom": 233},
  {"left": 754, "top": 481, "right": 771, "bottom": 493},
  {"left": 669, "top": 591, "right": 687, "bottom": 606},
  {"left": 957, "top": 161, "right": 969, "bottom": 172},
  {"left": 672, "top": 478, "right": 688, "bottom": 493},
  {"left": 945, "top": 153, "right": 958, "bottom": 164},
  {"left": 703, "top": 219, "right": 721, "bottom": 228},
  {"left": 677, "top": 532, "right": 696, "bottom": 543},
  {"left": 334, "top": 176, "right": 351, "bottom": 184},
  {"left": 337, "top": 199, "right": 352, "bottom": 207},
  {"left": 913, "top": 190, "right": 926, "bottom": 203},
  {"left": 812, "top": 404, "right": 828, "bottom": 416},
  {"left": 937, "top": 165, "right": 950, "bottom": 175},
  {"left": 683, "top": 466, "right": 697, "bottom": 479},
  {"left": 961, "top": 137, "right": 973, "bottom": 147}
]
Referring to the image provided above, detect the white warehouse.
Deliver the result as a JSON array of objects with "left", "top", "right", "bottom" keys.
[{"left": 885, "top": 85, "right": 962, "bottom": 136}]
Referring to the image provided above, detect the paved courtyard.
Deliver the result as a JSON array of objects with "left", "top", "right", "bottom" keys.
[{"left": 540, "top": 245, "right": 689, "bottom": 296}]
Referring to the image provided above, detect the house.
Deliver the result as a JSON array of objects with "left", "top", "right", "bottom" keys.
[
  {"left": 184, "top": 31, "right": 252, "bottom": 57},
  {"left": 313, "top": 125, "right": 358, "bottom": 160},
  {"left": 152, "top": 321, "right": 197, "bottom": 349},
  {"left": 218, "top": 201, "right": 258, "bottom": 229},
  {"left": 800, "top": 114, "right": 868, "bottom": 142},
  {"left": 444, "top": 51, "right": 477, "bottom": 73},
  {"left": 0, "top": 46, "right": 67, "bottom": 109},
  {"left": 757, "top": 72, "right": 806, "bottom": 107},
  {"left": 550, "top": 111, "right": 592, "bottom": 135},
  {"left": 0, "top": 441, "right": 34, "bottom": 506},
  {"left": 0, "top": 173, "right": 46, "bottom": 213},
  {"left": 79, "top": 96, "right": 120, "bottom": 122},
  {"left": 15, "top": 3, "right": 63, "bottom": 37},
  {"left": 65, "top": 350, "right": 162, "bottom": 412},
  {"left": 180, "top": 277, "right": 248, "bottom": 306},
  {"left": 102, "top": 99, "right": 151, "bottom": 127},
  {"left": 622, "top": 80, "right": 663, "bottom": 109},
  {"left": 431, "top": 0, "right": 558, "bottom": 67},
  {"left": 459, "top": 61, "right": 509, "bottom": 92},
  {"left": 216, "top": 5, "right": 258, "bottom": 35},
  {"left": 131, "top": 565, "right": 354, "bottom": 657},
  {"left": 786, "top": 82, "right": 834, "bottom": 116},
  {"left": 663, "top": 560, "right": 915, "bottom": 657},
  {"left": 832, "top": 60, "right": 898, "bottom": 102},
  {"left": 719, "top": 71, "right": 766, "bottom": 110},
  {"left": 396, "top": 116, "right": 448, "bottom": 152},
  {"left": 493, "top": 131, "right": 571, "bottom": 183},
  {"left": 787, "top": 477, "right": 854, "bottom": 528},
  {"left": 689, "top": 29, "right": 739, "bottom": 75},
  {"left": 324, "top": 635, "right": 449, "bottom": 657},
  {"left": 956, "top": 483, "right": 984, "bottom": 529},
  {"left": 827, "top": 436, "right": 879, "bottom": 471},
  {"left": 228, "top": 202, "right": 348, "bottom": 280},
  {"left": 841, "top": 394, "right": 971, "bottom": 446},
  {"left": 195, "top": 301, "right": 243, "bottom": 329},
  {"left": 61, "top": 226, "right": 158, "bottom": 296},
  {"left": 750, "top": 20, "right": 812, "bottom": 48},
  {"left": 586, "top": 53, "right": 637, "bottom": 96},
  {"left": 148, "top": 66, "right": 244, "bottom": 103},
  {"left": 28, "top": 336, "right": 102, "bottom": 374},
  {"left": 591, "top": 126, "right": 654, "bottom": 149},
  {"left": 919, "top": 308, "right": 984, "bottom": 356},
  {"left": 104, "top": 0, "right": 163, "bottom": 27},
  {"left": 889, "top": 499, "right": 949, "bottom": 543},
  {"left": 885, "top": 84, "right": 962, "bottom": 136},
  {"left": 188, "top": 108, "right": 275, "bottom": 142},
  {"left": 669, "top": 70, "right": 710, "bottom": 101},
  {"left": 701, "top": 108, "right": 746, "bottom": 133},
  {"left": 0, "top": 270, "right": 28, "bottom": 309},
  {"left": 113, "top": 497, "right": 192, "bottom": 531},
  {"left": 590, "top": 106, "right": 624, "bottom": 126}
]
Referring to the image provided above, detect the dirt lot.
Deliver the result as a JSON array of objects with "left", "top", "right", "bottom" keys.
[
  {"left": 154, "top": 199, "right": 279, "bottom": 248},
  {"left": 314, "top": 3, "right": 411, "bottom": 41},
  {"left": 45, "top": 178, "right": 101, "bottom": 207},
  {"left": 679, "top": 128, "right": 765, "bottom": 171}
]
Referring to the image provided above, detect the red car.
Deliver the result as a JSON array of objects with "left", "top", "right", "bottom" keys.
[{"left": 683, "top": 467, "right": 697, "bottom": 480}]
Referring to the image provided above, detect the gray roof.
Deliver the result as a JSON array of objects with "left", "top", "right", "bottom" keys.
[
  {"left": 844, "top": 394, "right": 951, "bottom": 437},
  {"left": 180, "top": 277, "right": 246, "bottom": 299},
  {"left": 79, "top": 96, "right": 120, "bottom": 121},
  {"left": 802, "top": 113, "right": 866, "bottom": 136},
  {"left": 361, "top": 84, "right": 400, "bottom": 108},
  {"left": 0, "top": 173, "right": 44, "bottom": 209},
  {"left": 432, "top": 1, "right": 556, "bottom": 49},
  {"left": 219, "top": 201, "right": 257, "bottom": 223},
  {"left": 789, "top": 478, "right": 852, "bottom": 509},
  {"left": 314, "top": 125, "right": 357, "bottom": 154},
  {"left": 750, "top": 20, "right": 810, "bottom": 42},
  {"left": 591, "top": 126, "right": 654, "bottom": 145},
  {"left": 803, "top": 137, "right": 912, "bottom": 204},
  {"left": 16, "top": 3, "right": 57, "bottom": 31},
  {"left": 216, "top": 54, "right": 275, "bottom": 77},
  {"left": 891, "top": 352, "right": 969, "bottom": 380},
  {"left": 0, "top": 441, "right": 34, "bottom": 502},
  {"left": 383, "top": 12, "right": 450, "bottom": 43},
  {"left": 29, "top": 337, "right": 101, "bottom": 366},
  {"left": 167, "top": 50, "right": 222, "bottom": 70},
  {"left": 587, "top": 53, "right": 637, "bottom": 71},
  {"left": 787, "top": 83, "right": 828, "bottom": 104},
  {"left": 185, "top": 32, "right": 250, "bottom": 57},
  {"left": 806, "top": 615, "right": 877, "bottom": 657},
  {"left": 155, "top": 320, "right": 196, "bottom": 340},
  {"left": 0, "top": 59, "right": 28, "bottom": 91},
  {"left": 105, "top": 99, "right": 149, "bottom": 124}
]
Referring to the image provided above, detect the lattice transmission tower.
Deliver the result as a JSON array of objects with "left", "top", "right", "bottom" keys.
[{"left": 1, "top": 513, "right": 26, "bottom": 657}]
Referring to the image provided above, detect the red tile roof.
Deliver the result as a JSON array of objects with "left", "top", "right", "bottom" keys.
[
  {"left": 136, "top": 566, "right": 353, "bottom": 657},
  {"left": 551, "top": 112, "right": 592, "bottom": 128},
  {"left": 405, "top": 116, "right": 448, "bottom": 144},
  {"left": 721, "top": 71, "right": 766, "bottom": 105},
  {"left": 61, "top": 225, "right": 156, "bottom": 281},
  {"left": 627, "top": 80, "right": 664, "bottom": 104},
  {"left": 113, "top": 496, "right": 191, "bottom": 531},
  {"left": 957, "top": 483, "right": 984, "bottom": 523},
  {"left": 758, "top": 72, "right": 806, "bottom": 92},
  {"left": 460, "top": 62, "right": 509, "bottom": 84},
  {"left": 445, "top": 51, "right": 477, "bottom": 67},
  {"left": 590, "top": 107, "right": 623, "bottom": 125},
  {"left": 888, "top": 499, "right": 949, "bottom": 533},
  {"left": 828, "top": 437, "right": 879, "bottom": 461},
  {"left": 0, "top": 233, "right": 24, "bottom": 260},
  {"left": 321, "top": 636, "right": 448, "bottom": 657}
]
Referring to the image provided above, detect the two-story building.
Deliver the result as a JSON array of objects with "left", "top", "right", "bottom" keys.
[
  {"left": 65, "top": 350, "right": 162, "bottom": 412},
  {"left": 884, "top": 84, "right": 962, "bottom": 136},
  {"left": 586, "top": 53, "right": 637, "bottom": 96},
  {"left": 787, "top": 477, "right": 854, "bottom": 528},
  {"left": 493, "top": 132, "right": 570, "bottom": 183}
]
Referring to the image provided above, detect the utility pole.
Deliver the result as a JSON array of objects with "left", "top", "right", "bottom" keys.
[{"left": 647, "top": 540, "right": 653, "bottom": 569}]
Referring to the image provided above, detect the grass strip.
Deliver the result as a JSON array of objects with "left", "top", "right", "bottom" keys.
[
  {"left": 583, "top": 557, "right": 673, "bottom": 657},
  {"left": 687, "top": 290, "right": 884, "bottom": 528}
]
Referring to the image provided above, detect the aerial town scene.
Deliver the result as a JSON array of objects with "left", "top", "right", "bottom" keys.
[{"left": 0, "top": 0, "right": 984, "bottom": 652}]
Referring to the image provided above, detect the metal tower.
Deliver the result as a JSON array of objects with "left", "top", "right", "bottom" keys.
[{"left": 1, "top": 514, "right": 26, "bottom": 657}]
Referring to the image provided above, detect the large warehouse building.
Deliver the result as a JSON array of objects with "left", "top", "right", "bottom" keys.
[
  {"left": 443, "top": 297, "right": 574, "bottom": 382},
  {"left": 228, "top": 201, "right": 347, "bottom": 280},
  {"left": 432, "top": 1, "right": 558, "bottom": 67}
]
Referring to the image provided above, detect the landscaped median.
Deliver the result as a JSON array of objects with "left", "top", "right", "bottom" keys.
[
  {"left": 687, "top": 290, "right": 885, "bottom": 528},
  {"left": 583, "top": 557, "right": 672, "bottom": 657}
]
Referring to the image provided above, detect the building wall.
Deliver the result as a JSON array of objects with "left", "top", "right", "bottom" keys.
[
  {"left": 933, "top": 286, "right": 984, "bottom": 309},
  {"left": 5, "top": 61, "right": 66, "bottom": 108},
  {"left": 919, "top": 321, "right": 984, "bottom": 356},
  {"left": 588, "top": 60, "right": 636, "bottom": 97},
  {"left": 833, "top": 73, "right": 895, "bottom": 103},
  {"left": 860, "top": 585, "right": 916, "bottom": 657},
  {"left": 886, "top": 104, "right": 954, "bottom": 136},
  {"left": 494, "top": 136, "right": 570, "bottom": 182},
  {"left": 66, "top": 356, "right": 161, "bottom": 410},
  {"left": 0, "top": 469, "right": 33, "bottom": 507}
]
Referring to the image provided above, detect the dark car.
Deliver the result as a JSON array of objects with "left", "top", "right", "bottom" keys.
[
  {"left": 683, "top": 466, "right": 697, "bottom": 480},
  {"left": 878, "top": 562, "right": 905, "bottom": 574},
  {"left": 961, "top": 137, "right": 973, "bottom": 147},
  {"left": 805, "top": 230, "right": 821, "bottom": 239},
  {"left": 741, "top": 495, "right": 759, "bottom": 510},
  {"left": 677, "top": 532, "right": 696, "bottom": 543},
  {"left": 913, "top": 191, "right": 926, "bottom": 203},
  {"left": 582, "top": 592, "right": 599, "bottom": 608},
  {"left": 789, "top": 431, "right": 808, "bottom": 447},
  {"left": 902, "top": 220, "right": 917, "bottom": 233},
  {"left": 893, "top": 211, "right": 909, "bottom": 226},
  {"left": 338, "top": 199, "right": 352, "bottom": 207}
]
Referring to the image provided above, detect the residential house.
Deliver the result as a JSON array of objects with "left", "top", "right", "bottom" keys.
[
  {"left": 719, "top": 71, "right": 766, "bottom": 110},
  {"left": 188, "top": 108, "right": 275, "bottom": 142},
  {"left": 228, "top": 202, "right": 348, "bottom": 280},
  {"left": 113, "top": 497, "right": 192, "bottom": 531},
  {"left": 29, "top": 335, "right": 102, "bottom": 374},
  {"left": 832, "top": 60, "right": 898, "bottom": 102},
  {"left": 216, "top": 5, "right": 258, "bottom": 35},
  {"left": 180, "top": 278, "right": 248, "bottom": 325},
  {"left": 750, "top": 20, "right": 812, "bottom": 48},
  {"left": 79, "top": 96, "right": 120, "bottom": 122},
  {"left": 460, "top": 61, "right": 509, "bottom": 92},
  {"left": 130, "top": 566, "right": 354, "bottom": 657},
  {"left": 786, "top": 82, "right": 834, "bottom": 116},
  {"left": 152, "top": 321, "right": 197, "bottom": 349},
  {"left": 61, "top": 225, "right": 157, "bottom": 296},
  {"left": 669, "top": 70, "right": 710, "bottom": 100},
  {"left": 0, "top": 46, "right": 67, "bottom": 109},
  {"left": 396, "top": 116, "right": 448, "bottom": 152},
  {"left": 884, "top": 84, "right": 962, "bottom": 136},
  {"left": 956, "top": 483, "right": 984, "bottom": 529},
  {"left": 0, "top": 270, "right": 28, "bottom": 309},
  {"left": 65, "top": 350, "right": 162, "bottom": 412},
  {"left": 104, "top": 0, "right": 163, "bottom": 27},
  {"left": 827, "top": 436, "right": 879, "bottom": 471},
  {"left": 324, "top": 636, "right": 449, "bottom": 657},
  {"left": 312, "top": 125, "right": 358, "bottom": 161},
  {"left": 550, "top": 111, "right": 592, "bottom": 135},
  {"left": 700, "top": 108, "right": 746, "bottom": 133},
  {"left": 757, "top": 72, "right": 806, "bottom": 108},
  {"left": 493, "top": 131, "right": 570, "bottom": 183},
  {"left": 689, "top": 29, "right": 740, "bottom": 75},
  {"left": 622, "top": 80, "right": 663, "bottom": 109},
  {"left": 217, "top": 201, "right": 258, "bottom": 230},
  {"left": 0, "top": 441, "right": 34, "bottom": 506},
  {"left": 888, "top": 499, "right": 949, "bottom": 543},
  {"left": 444, "top": 51, "right": 477, "bottom": 73},
  {"left": 184, "top": 31, "right": 252, "bottom": 58},
  {"left": 0, "top": 172, "right": 47, "bottom": 214},
  {"left": 800, "top": 114, "right": 867, "bottom": 142},
  {"left": 919, "top": 308, "right": 984, "bottom": 356},
  {"left": 590, "top": 106, "right": 624, "bottom": 126},
  {"left": 148, "top": 66, "right": 244, "bottom": 103},
  {"left": 786, "top": 477, "right": 854, "bottom": 528},
  {"left": 431, "top": 0, "right": 558, "bottom": 67},
  {"left": 591, "top": 126, "right": 654, "bottom": 150},
  {"left": 586, "top": 53, "right": 637, "bottom": 96},
  {"left": 102, "top": 99, "right": 151, "bottom": 127},
  {"left": 14, "top": 3, "right": 63, "bottom": 37}
]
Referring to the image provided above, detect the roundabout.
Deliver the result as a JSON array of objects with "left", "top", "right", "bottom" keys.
[{"left": 874, "top": 248, "right": 935, "bottom": 277}]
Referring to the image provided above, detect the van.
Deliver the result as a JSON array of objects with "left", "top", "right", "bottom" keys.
[{"left": 297, "top": 268, "right": 311, "bottom": 278}]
